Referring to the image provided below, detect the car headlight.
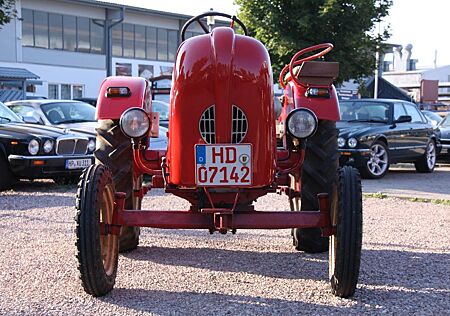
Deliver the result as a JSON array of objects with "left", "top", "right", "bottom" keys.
[
  {"left": 120, "top": 108, "right": 150, "bottom": 139},
  {"left": 338, "top": 137, "right": 345, "bottom": 148},
  {"left": 87, "top": 139, "right": 96, "bottom": 152},
  {"left": 28, "top": 139, "right": 40, "bottom": 155},
  {"left": 348, "top": 137, "right": 358, "bottom": 148},
  {"left": 286, "top": 108, "right": 318, "bottom": 139},
  {"left": 43, "top": 139, "right": 54, "bottom": 153}
]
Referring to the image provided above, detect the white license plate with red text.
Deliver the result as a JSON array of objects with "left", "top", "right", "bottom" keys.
[{"left": 195, "top": 144, "right": 252, "bottom": 186}]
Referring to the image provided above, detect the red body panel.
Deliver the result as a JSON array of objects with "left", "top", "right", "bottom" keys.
[
  {"left": 279, "top": 82, "right": 340, "bottom": 123},
  {"left": 167, "top": 27, "right": 276, "bottom": 188},
  {"left": 96, "top": 76, "right": 151, "bottom": 120}
]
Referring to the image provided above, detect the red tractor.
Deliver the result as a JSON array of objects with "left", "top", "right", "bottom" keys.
[{"left": 75, "top": 12, "right": 362, "bottom": 298}]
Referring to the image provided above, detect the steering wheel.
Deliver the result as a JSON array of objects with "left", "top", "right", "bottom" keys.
[
  {"left": 279, "top": 43, "right": 333, "bottom": 88},
  {"left": 180, "top": 11, "right": 248, "bottom": 42}
]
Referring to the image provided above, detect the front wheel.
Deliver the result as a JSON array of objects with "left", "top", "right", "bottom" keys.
[
  {"left": 414, "top": 140, "right": 436, "bottom": 173},
  {"left": 329, "top": 166, "right": 363, "bottom": 298},
  {"left": 360, "top": 141, "right": 389, "bottom": 179},
  {"left": 75, "top": 164, "right": 119, "bottom": 297}
]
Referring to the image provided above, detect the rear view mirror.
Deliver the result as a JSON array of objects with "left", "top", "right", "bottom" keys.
[{"left": 394, "top": 115, "right": 412, "bottom": 124}]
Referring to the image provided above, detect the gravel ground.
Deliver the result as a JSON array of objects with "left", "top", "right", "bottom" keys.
[{"left": 0, "top": 181, "right": 449, "bottom": 315}]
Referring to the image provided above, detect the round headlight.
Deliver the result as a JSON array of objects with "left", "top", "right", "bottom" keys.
[
  {"left": 87, "top": 139, "right": 96, "bottom": 152},
  {"left": 120, "top": 108, "right": 150, "bottom": 139},
  {"left": 43, "top": 139, "right": 53, "bottom": 153},
  {"left": 348, "top": 137, "right": 358, "bottom": 148},
  {"left": 286, "top": 108, "right": 318, "bottom": 139},
  {"left": 338, "top": 137, "right": 345, "bottom": 148},
  {"left": 28, "top": 139, "right": 40, "bottom": 155}
]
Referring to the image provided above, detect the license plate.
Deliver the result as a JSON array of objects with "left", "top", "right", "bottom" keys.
[
  {"left": 65, "top": 158, "right": 92, "bottom": 170},
  {"left": 195, "top": 144, "right": 252, "bottom": 186}
]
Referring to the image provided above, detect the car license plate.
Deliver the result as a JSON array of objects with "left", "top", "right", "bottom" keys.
[
  {"left": 65, "top": 158, "right": 92, "bottom": 170},
  {"left": 195, "top": 144, "right": 252, "bottom": 186}
]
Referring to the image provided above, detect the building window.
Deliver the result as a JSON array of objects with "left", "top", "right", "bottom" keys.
[
  {"left": 63, "top": 15, "right": 77, "bottom": 52},
  {"left": 34, "top": 11, "right": 49, "bottom": 48},
  {"left": 61, "top": 84, "right": 71, "bottom": 99},
  {"left": 135, "top": 25, "right": 146, "bottom": 59},
  {"left": 115, "top": 63, "right": 132, "bottom": 76},
  {"left": 77, "top": 17, "right": 90, "bottom": 53},
  {"left": 22, "top": 9, "right": 34, "bottom": 46},
  {"left": 22, "top": 9, "right": 104, "bottom": 54},
  {"left": 48, "top": 84, "right": 58, "bottom": 99},
  {"left": 157, "top": 28, "right": 168, "bottom": 61},
  {"left": 168, "top": 30, "right": 178, "bottom": 61},
  {"left": 123, "top": 23, "right": 135, "bottom": 58},
  {"left": 72, "top": 85, "right": 84, "bottom": 98},
  {"left": 146, "top": 27, "right": 157, "bottom": 60},
  {"left": 112, "top": 23, "right": 122, "bottom": 57},
  {"left": 49, "top": 13, "right": 63, "bottom": 50},
  {"left": 90, "top": 19, "right": 103, "bottom": 54}
]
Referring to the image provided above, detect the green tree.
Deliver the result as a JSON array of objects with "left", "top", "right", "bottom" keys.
[
  {"left": 236, "top": 0, "right": 392, "bottom": 83},
  {"left": 0, "top": 0, "right": 16, "bottom": 28}
]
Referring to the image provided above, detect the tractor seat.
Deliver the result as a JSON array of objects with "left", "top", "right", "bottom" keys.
[{"left": 285, "top": 61, "right": 339, "bottom": 86}]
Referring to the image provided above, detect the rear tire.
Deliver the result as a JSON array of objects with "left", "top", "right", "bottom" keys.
[
  {"left": 414, "top": 140, "right": 436, "bottom": 173},
  {"left": 329, "top": 166, "right": 362, "bottom": 298},
  {"left": 75, "top": 164, "right": 119, "bottom": 297},
  {"left": 291, "top": 120, "right": 339, "bottom": 253},
  {"left": 95, "top": 119, "right": 141, "bottom": 253}
]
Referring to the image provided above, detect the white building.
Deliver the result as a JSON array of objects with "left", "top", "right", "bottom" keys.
[{"left": 0, "top": 0, "right": 211, "bottom": 101}]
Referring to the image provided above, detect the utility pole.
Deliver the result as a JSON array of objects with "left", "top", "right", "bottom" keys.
[
  {"left": 93, "top": 7, "right": 125, "bottom": 77},
  {"left": 374, "top": 46, "right": 379, "bottom": 99}
]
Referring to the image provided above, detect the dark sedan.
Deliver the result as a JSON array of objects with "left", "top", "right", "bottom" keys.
[
  {"left": 338, "top": 99, "right": 439, "bottom": 179},
  {"left": 438, "top": 114, "right": 450, "bottom": 156},
  {"left": 0, "top": 102, "right": 95, "bottom": 190}
]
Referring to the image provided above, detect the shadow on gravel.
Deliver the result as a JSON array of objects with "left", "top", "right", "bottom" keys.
[
  {"left": 360, "top": 249, "right": 450, "bottom": 291},
  {"left": 123, "top": 246, "right": 328, "bottom": 281},
  {"left": 103, "top": 289, "right": 351, "bottom": 315}
]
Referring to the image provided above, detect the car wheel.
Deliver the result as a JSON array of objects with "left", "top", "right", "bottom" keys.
[
  {"left": 361, "top": 141, "right": 389, "bottom": 179},
  {"left": 95, "top": 119, "right": 142, "bottom": 252},
  {"left": 0, "top": 155, "right": 14, "bottom": 191},
  {"left": 414, "top": 140, "right": 436, "bottom": 173},
  {"left": 291, "top": 120, "right": 339, "bottom": 253}
]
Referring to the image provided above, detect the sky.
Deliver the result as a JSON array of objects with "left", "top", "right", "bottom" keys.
[{"left": 106, "top": 0, "right": 450, "bottom": 69}]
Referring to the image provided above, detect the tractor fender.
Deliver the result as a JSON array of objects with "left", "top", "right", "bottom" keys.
[
  {"left": 96, "top": 76, "right": 151, "bottom": 120},
  {"left": 291, "top": 83, "right": 340, "bottom": 121}
]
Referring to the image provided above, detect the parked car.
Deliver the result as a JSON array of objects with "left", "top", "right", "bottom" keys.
[
  {"left": 437, "top": 114, "right": 450, "bottom": 155},
  {"left": 73, "top": 97, "right": 97, "bottom": 107},
  {"left": 0, "top": 101, "right": 95, "bottom": 189},
  {"left": 6, "top": 99, "right": 167, "bottom": 150},
  {"left": 152, "top": 100, "right": 169, "bottom": 128},
  {"left": 422, "top": 110, "right": 443, "bottom": 127},
  {"left": 338, "top": 99, "right": 440, "bottom": 179}
]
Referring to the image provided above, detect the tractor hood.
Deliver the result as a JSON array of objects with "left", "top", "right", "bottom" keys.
[{"left": 168, "top": 27, "right": 276, "bottom": 187}]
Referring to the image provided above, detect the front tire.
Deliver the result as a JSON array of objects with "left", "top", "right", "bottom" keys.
[
  {"left": 291, "top": 120, "right": 339, "bottom": 253},
  {"left": 414, "top": 140, "right": 436, "bottom": 173},
  {"left": 95, "top": 119, "right": 141, "bottom": 252},
  {"left": 329, "top": 166, "right": 363, "bottom": 298},
  {"left": 75, "top": 164, "right": 119, "bottom": 297}
]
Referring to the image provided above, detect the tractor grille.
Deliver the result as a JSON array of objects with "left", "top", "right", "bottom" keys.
[
  {"left": 56, "top": 136, "right": 89, "bottom": 155},
  {"left": 231, "top": 105, "right": 248, "bottom": 143},
  {"left": 199, "top": 105, "right": 216, "bottom": 144}
]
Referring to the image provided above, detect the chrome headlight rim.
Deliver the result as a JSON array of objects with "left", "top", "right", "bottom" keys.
[
  {"left": 348, "top": 137, "right": 358, "bottom": 148},
  {"left": 119, "top": 107, "right": 151, "bottom": 139},
  {"left": 43, "top": 139, "right": 54, "bottom": 153},
  {"left": 338, "top": 137, "right": 345, "bottom": 148},
  {"left": 28, "top": 139, "right": 40, "bottom": 155},
  {"left": 285, "top": 108, "right": 318, "bottom": 139},
  {"left": 87, "top": 139, "right": 96, "bottom": 152}
]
